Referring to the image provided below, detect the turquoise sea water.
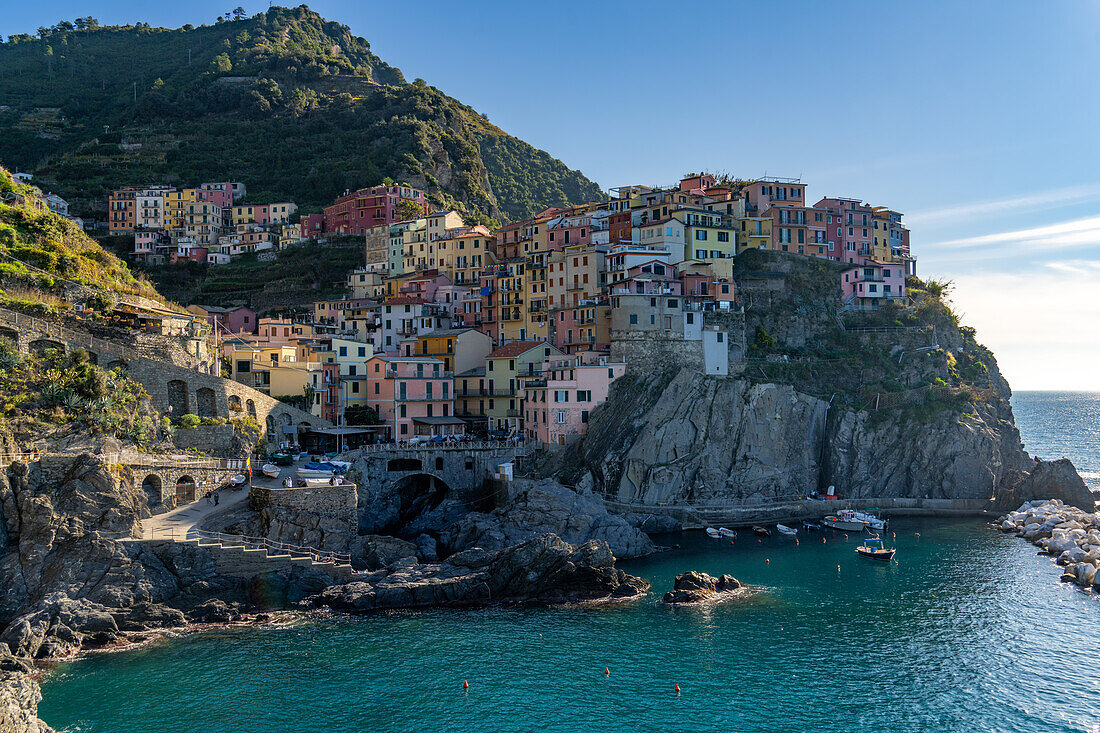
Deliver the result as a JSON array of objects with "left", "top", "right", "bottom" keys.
[{"left": 38, "top": 392, "right": 1100, "bottom": 732}]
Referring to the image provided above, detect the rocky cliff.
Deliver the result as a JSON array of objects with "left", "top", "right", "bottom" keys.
[
  {"left": 556, "top": 368, "right": 1093, "bottom": 513},
  {"left": 546, "top": 253, "right": 1096, "bottom": 515}
]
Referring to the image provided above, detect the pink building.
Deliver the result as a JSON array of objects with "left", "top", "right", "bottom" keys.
[
  {"left": 197, "top": 182, "right": 240, "bottom": 209},
  {"left": 522, "top": 354, "right": 626, "bottom": 446},
  {"left": 303, "top": 213, "right": 325, "bottom": 238},
  {"left": 815, "top": 197, "right": 875, "bottom": 264},
  {"left": 841, "top": 262, "right": 906, "bottom": 308},
  {"left": 365, "top": 355, "right": 463, "bottom": 438}
]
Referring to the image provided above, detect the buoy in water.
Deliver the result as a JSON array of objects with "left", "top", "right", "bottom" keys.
[
  {"left": 837, "top": 564, "right": 841, "bottom": 571},
  {"left": 604, "top": 667, "right": 610, "bottom": 676},
  {"left": 795, "top": 539, "right": 799, "bottom": 545},
  {"left": 675, "top": 684, "right": 681, "bottom": 694},
  {"left": 757, "top": 539, "right": 762, "bottom": 544},
  {"left": 765, "top": 558, "right": 770, "bottom": 564},
  {"left": 730, "top": 540, "right": 735, "bottom": 545},
  {"left": 463, "top": 680, "right": 469, "bottom": 690}
]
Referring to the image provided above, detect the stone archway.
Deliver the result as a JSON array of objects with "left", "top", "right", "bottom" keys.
[
  {"left": 141, "top": 473, "right": 163, "bottom": 504},
  {"left": 265, "top": 415, "right": 275, "bottom": 437},
  {"left": 167, "top": 379, "right": 189, "bottom": 416},
  {"left": 386, "top": 472, "right": 451, "bottom": 535},
  {"left": 246, "top": 399, "right": 256, "bottom": 418},
  {"left": 434, "top": 456, "right": 444, "bottom": 471},
  {"left": 278, "top": 412, "right": 292, "bottom": 426},
  {"left": 195, "top": 387, "right": 217, "bottom": 418},
  {"left": 175, "top": 475, "right": 197, "bottom": 503},
  {"left": 85, "top": 351, "right": 99, "bottom": 365},
  {"left": 228, "top": 395, "right": 242, "bottom": 413},
  {"left": 0, "top": 326, "right": 18, "bottom": 344},
  {"left": 29, "top": 338, "right": 65, "bottom": 355},
  {"left": 108, "top": 359, "right": 128, "bottom": 372}
]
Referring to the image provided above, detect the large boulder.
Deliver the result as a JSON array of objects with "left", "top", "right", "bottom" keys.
[
  {"left": 356, "top": 535, "right": 420, "bottom": 570},
  {"left": 662, "top": 571, "right": 742, "bottom": 604},
  {"left": 439, "top": 480, "right": 656, "bottom": 560},
  {"left": 0, "top": 672, "right": 53, "bottom": 733}
]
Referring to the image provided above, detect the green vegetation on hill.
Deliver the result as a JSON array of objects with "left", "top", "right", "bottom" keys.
[
  {"left": 144, "top": 240, "right": 361, "bottom": 312},
  {"left": 0, "top": 339, "right": 156, "bottom": 448},
  {"left": 0, "top": 6, "right": 603, "bottom": 222},
  {"left": 0, "top": 166, "right": 161, "bottom": 314},
  {"left": 735, "top": 250, "right": 998, "bottom": 420}
]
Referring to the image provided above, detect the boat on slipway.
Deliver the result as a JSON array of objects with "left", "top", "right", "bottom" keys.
[{"left": 776, "top": 524, "right": 798, "bottom": 536}]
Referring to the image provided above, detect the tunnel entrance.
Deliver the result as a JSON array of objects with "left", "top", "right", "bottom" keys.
[{"left": 386, "top": 472, "right": 450, "bottom": 535}]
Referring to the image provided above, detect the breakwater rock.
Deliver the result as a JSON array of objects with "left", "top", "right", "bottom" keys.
[
  {"left": 0, "top": 672, "right": 52, "bottom": 733},
  {"left": 307, "top": 533, "right": 649, "bottom": 612},
  {"left": 662, "top": 571, "right": 742, "bottom": 605},
  {"left": 998, "top": 500, "right": 1100, "bottom": 589}
]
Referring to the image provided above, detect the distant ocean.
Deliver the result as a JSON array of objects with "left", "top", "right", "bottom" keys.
[{"left": 1012, "top": 391, "right": 1100, "bottom": 490}]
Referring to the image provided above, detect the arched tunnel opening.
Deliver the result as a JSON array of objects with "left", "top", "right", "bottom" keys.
[{"left": 384, "top": 473, "right": 450, "bottom": 536}]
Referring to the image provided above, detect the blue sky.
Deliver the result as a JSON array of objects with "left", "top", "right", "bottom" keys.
[{"left": 4, "top": 1, "right": 1099, "bottom": 389}]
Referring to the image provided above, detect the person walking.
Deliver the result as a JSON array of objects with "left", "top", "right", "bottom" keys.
[{"left": 213, "top": 490, "right": 220, "bottom": 506}]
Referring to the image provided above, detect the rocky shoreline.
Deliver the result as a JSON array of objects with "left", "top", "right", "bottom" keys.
[{"left": 998, "top": 499, "right": 1100, "bottom": 590}]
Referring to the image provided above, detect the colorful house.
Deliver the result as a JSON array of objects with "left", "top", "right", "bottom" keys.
[{"left": 364, "top": 355, "right": 462, "bottom": 438}]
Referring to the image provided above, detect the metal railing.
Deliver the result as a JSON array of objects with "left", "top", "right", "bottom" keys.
[
  {"left": 186, "top": 528, "right": 352, "bottom": 565},
  {"left": 351, "top": 440, "right": 535, "bottom": 453}
]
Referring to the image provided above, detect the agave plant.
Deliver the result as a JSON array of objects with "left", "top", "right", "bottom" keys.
[{"left": 61, "top": 393, "right": 88, "bottom": 411}]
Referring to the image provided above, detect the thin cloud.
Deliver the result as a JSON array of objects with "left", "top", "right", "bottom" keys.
[
  {"left": 924, "top": 213, "right": 1100, "bottom": 251},
  {"left": 906, "top": 184, "right": 1100, "bottom": 226}
]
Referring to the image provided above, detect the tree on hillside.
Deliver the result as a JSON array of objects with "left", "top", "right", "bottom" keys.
[
  {"left": 396, "top": 199, "right": 422, "bottom": 221},
  {"left": 232, "top": 6, "right": 246, "bottom": 21}
]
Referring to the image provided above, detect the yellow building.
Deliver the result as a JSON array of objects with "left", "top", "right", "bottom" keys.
[
  {"left": 434, "top": 225, "right": 493, "bottom": 285},
  {"left": 673, "top": 208, "right": 737, "bottom": 262},
  {"left": 738, "top": 215, "right": 773, "bottom": 251},
  {"left": 524, "top": 251, "right": 549, "bottom": 341},
  {"left": 165, "top": 188, "right": 199, "bottom": 231}
]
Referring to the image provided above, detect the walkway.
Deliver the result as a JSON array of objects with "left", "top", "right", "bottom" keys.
[
  {"left": 140, "top": 464, "right": 297, "bottom": 540},
  {"left": 141, "top": 485, "right": 249, "bottom": 540}
]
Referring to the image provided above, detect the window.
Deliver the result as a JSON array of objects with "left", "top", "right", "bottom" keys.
[
  {"left": 717, "top": 332, "right": 724, "bottom": 343},
  {"left": 695, "top": 230, "right": 708, "bottom": 240},
  {"left": 352, "top": 382, "right": 360, "bottom": 393},
  {"left": 348, "top": 365, "right": 356, "bottom": 376},
  {"left": 577, "top": 390, "right": 591, "bottom": 402},
  {"left": 695, "top": 249, "right": 706, "bottom": 259},
  {"left": 374, "top": 383, "right": 380, "bottom": 394},
  {"left": 339, "top": 346, "right": 347, "bottom": 357},
  {"left": 581, "top": 410, "right": 590, "bottom": 424},
  {"left": 668, "top": 299, "right": 678, "bottom": 309},
  {"left": 556, "top": 411, "right": 567, "bottom": 424},
  {"left": 717, "top": 231, "right": 729, "bottom": 242},
  {"left": 554, "top": 390, "right": 569, "bottom": 402},
  {"left": 629, "top": 314, "right": 638, "bottom": 325}
]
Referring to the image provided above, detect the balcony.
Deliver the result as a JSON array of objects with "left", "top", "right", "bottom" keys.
[{"left": 386, "top": 369, "right": 454, "bottom": 379}]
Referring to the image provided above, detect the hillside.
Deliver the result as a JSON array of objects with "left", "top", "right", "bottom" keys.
[
  {"left": 0, "top": 6, "right": 605, "bottom": 223},
  {"left": 0, "top": 165, "right": 163, "bottom": 314}
]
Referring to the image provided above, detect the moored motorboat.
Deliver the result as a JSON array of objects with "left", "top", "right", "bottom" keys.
[
  {"left": 823, "top": 510, "right": 871, "bottom": 532},
  {"left": 261, "top": 464, "right": 280, "bottom": 479},
  {"left": 718, "top": 527, "right": 737, "bottom": 539},
  {"left": 706, "top": 527, "right": 722, "bottom": 539},
  {"left": 227, "top": 474, "right": 247, "bottom": 488},
  {"left": 752, "top": 526, "right": 771, "bottom": 538},
  {"left": 801, "top": 520, "right": 822, "bottom": 531},
  {"left": 855, "top": 536, "right": 896, "bottom": 561},
  {"left": 776, "top": 524, "right": 798, "bottom": 536}
]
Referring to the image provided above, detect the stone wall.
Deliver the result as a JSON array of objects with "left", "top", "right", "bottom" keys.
[
  {"left": 611, "top": 334, "right": 704, "bottom": 374},
  {"left": 250, "top": 483, "right": 359, "bottom": 539},
  {"left": 170, "top": 425, "right": 237, "bottom": 455}
]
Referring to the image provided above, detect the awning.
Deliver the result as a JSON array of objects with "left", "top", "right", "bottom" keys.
[
  {"left": 411, "top": 417, "right": 466, "bottom": 425},
  {"left": 280, "top": 425, "right": 299, "bottom": 434}
]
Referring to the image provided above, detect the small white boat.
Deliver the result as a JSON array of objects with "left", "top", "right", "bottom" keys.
[
  {"left": 706, "top": 527, "right": 722, "bottom": 539},
  {"left": 823, "top": 510, "right": 871, "bottom": 532},
  {"left": 261, "top": 464, "right": 280, "bottom": 479},
  {"left": 718, "top": 527, "right": 737, "bottom": 539},
  {"left": 299, "top": 477, "right": 343, "bottom": 487},
  {"left": 227, "top": 474, "right": 247, "bottom": 488},
  {"left": 776, "top": 524, "right": 798, "bottom": 536}
]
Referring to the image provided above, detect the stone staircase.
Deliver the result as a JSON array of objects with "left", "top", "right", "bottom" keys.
[{"left": 139, "top": 531, "right": 354, "bottom": 581}]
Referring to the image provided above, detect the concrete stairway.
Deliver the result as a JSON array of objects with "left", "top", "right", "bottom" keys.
[{"left": 164, "top": 535, "right": 354, "bottom": 581}]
